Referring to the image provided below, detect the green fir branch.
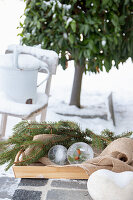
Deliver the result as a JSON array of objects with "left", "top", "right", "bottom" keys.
[{"left": 0, "top": 120, "right": 132, "bottom": 170}]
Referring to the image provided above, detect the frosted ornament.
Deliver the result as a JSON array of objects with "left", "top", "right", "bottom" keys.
[
  {"left": 87, "top": 169, "right": 133, "bottom": 200},
  {"left": 48, "top": 145, "right": 67, "bottom": 165},
  {"left": 67, "top": 142, "right": 94, "bottom": 164}
]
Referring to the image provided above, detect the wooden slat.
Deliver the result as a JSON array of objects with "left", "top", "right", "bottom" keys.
[
  {"left": 0, "top": 114, "right": 7, "bottom": 137},
  {"left": 13, "top": 165, "right": 89, "bottom": 179}
]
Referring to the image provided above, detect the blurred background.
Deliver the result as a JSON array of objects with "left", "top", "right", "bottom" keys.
[{"left": 0, "top": 0, "right": 133, "bottom": 137}]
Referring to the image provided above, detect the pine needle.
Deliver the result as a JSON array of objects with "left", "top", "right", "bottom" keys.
[{"left": 0, "top": 120, "right": 132, "bottom": 170}]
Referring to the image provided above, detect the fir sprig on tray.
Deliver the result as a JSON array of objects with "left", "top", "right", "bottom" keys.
[{"left": 0, "top": 121, "right": 132, "bottom": 170}]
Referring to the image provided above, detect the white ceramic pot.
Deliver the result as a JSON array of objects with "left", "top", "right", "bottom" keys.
[{"left": 0, "top": 48, "right": 49, "bottom": 104}]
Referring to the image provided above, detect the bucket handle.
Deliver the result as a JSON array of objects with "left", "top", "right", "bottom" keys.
[
  {"left": 13, "top": 46, "right": 50, "bottom": 88},
  {"left": 37, "top": 65, "right": 50, "bottom": 88}
]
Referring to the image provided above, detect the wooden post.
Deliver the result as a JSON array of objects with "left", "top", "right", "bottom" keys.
[
  {"left": 0, "top": 114, "right": 8, "bottom": 137},
  {"left": 41, "top": 75, "right": 52, "bottom": 121},
  {"left": 108, "top": 92, "right": 116, "bottom": 126},
  {"left": 45, "top": 74, "right": 52, "bottom": 96}
]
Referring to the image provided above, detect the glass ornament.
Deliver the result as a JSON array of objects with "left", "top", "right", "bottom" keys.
[
  {"left": 67, "top": 142, "right": 94, "bottom": 164},
  {"left": 48, "top": 145, "right": 67, "bottom": 165}
]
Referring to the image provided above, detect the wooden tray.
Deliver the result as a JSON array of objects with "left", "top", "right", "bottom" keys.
[{"left": 13, "top": 151, "right": 89, "bottom": 179}]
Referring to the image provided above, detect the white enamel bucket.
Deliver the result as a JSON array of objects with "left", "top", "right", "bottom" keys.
[{"left": 0, "top": 48, "right": 49, "bottom": 104}]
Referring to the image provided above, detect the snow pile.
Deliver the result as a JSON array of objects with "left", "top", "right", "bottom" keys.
[
  {"left": 0, "top": 54, "right": 49, "bottom": 70},
  {"left": 0, "top": 163, "right": 14, "bottom": 177},
  {"left": 52, "top": 100, "right": 107, "bottom": 119},
  {"left": 7, "top": 44, "right": 58, "bottom": 74},
  {"left": 45, "top": 59, "right": 133, "bottom": 134},
  {"left": 0, "top": 92, "right": 48, "bottom": 117}
]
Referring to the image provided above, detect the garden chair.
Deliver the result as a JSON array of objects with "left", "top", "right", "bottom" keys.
[{"left": 0, "top": 45, "right": 58, "bottom": 138}]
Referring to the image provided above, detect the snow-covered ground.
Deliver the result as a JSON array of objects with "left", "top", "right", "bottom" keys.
[
  {"left": 48, "top": 59, "right": 133, "bottom": 134},
  {"left": 0, "top": 0, "right": 133, "bottom": 184}
]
